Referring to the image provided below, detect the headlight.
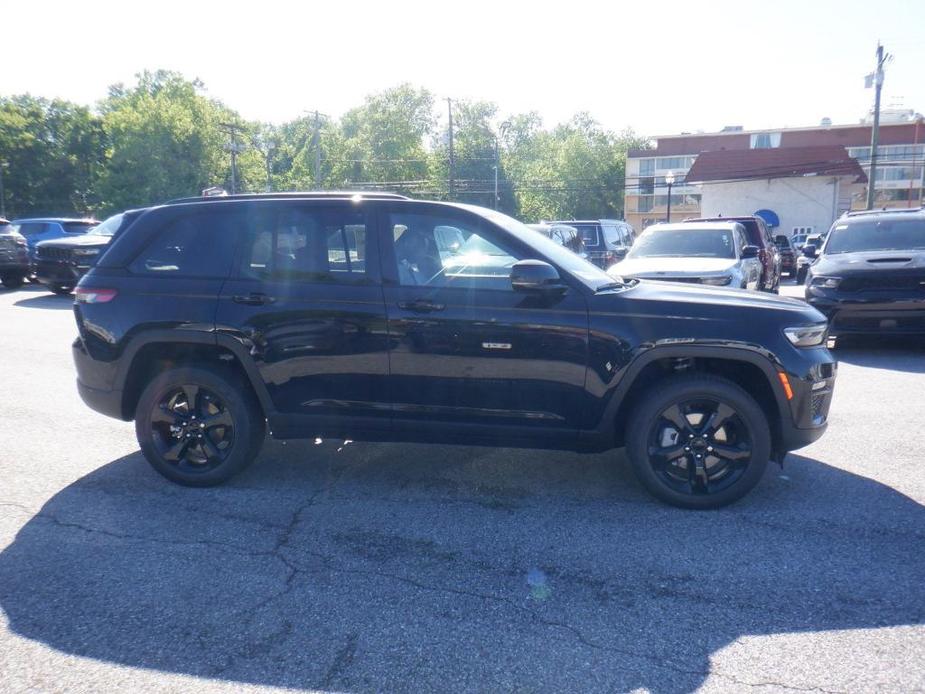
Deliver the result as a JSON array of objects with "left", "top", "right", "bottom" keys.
[
  {"left": 810, "top": 276, "right": 841, "bottom": 289},
  {"left": 701, "top": 275, "right": 732, "bottom": 286},
  {"left": 784, "top": 325, "right": 828, "bottom": 347},
  {"left": 73, "top": 248, "right": 100, "bottom": 257}
]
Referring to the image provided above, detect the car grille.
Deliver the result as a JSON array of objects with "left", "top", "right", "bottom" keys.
[
  {"left": 839, "top": 273, "right": 925, "bottom": 292},
  {"left": 811, "top": 392, "right": 827, "bottom": 421},
  {"left": 37, "top": 246, "right": 72, "bottom": 262}
]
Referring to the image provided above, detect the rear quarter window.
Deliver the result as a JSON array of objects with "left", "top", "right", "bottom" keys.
[
  {"left": 130, "top": 211, "right": 240, "bottom": 278},
  {"left": 573, "top": 224, "right": 601, "bottom": 247},
  {"left": 63, "top": 222, "right": 97, "bottom": 233}
]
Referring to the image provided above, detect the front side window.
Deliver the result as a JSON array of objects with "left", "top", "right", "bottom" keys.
[
  {"left": 241, "top": 205, "right": 370, "bottom": 283},
  {"left": 131, "top": 212, "right": 239, "bottom": 277},
  {"left": 388, "top": 211, "right": 523, "bottom": 290}
]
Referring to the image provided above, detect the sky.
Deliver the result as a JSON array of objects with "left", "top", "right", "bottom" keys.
[{"left": 3, "top": 0, "right": 924, "bottom": 137}]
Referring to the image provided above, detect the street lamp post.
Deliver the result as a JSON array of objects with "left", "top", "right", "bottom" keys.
[{"left": 665, "top": 170, "right": 676, "bottom": 222}]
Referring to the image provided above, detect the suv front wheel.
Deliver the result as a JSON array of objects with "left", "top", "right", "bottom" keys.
[
  {"left": 625, "top": 375, "right": 771, "bottom": 509},
  {"left": 135, "top": 365, "right": 266, "bottom": 486}
]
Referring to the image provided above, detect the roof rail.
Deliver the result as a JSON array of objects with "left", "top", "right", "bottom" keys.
[
  {"left": 844, "top": 206, "right": 924, "bottom": 217},
  {"left": 165, "top": 191, "right": 412, "bottom": 205}
]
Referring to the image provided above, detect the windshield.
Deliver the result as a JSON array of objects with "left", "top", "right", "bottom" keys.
[
  {"left": 88, "top": 213, "right": 124, "bottom": 237},
  {"left": 629, "top": 228, "right": 736, "bottom": 259},
  {"left": 63, "top": 221, "right": 98, "bottom": 233},
  {"left": 464, "top": 206, "right": 614, "bottom": 288},
  {"left": 825, "top": 219, "right": 925, "bottom": 254}
]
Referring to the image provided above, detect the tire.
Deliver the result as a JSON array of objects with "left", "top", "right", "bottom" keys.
[
  {"left": 625, "top": 374, "right": 771, "bottom": 509},
  {"left": 49, "top": 284, "right": 74, "bottom": 295},
  {"left": 134, "top": 365, "right": 266, "bottom": 487},
  {"left": 796, "top": 267, "right": 807, "bottom": 285},
  {"left": 1, "top": 273, "right": 25, "bottom": 289}
]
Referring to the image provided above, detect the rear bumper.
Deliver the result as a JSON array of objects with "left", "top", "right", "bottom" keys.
[{"left": 73, "top": 337, "right": 126, "bottom": 420}]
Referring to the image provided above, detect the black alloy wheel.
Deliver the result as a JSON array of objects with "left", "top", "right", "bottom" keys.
[
  {"left": 135, "top": 366, "right": 265, "bottom": 486},
  {"left": 626, "top": 375, "right": 770, "bottom": 509},
  {"left": 49, "top": 284, "right": 73, "bottom": 295},
  {"left": 646, "top": 398, "right": 751, "bottom": 497},
  {"left": 150, "top": 384, "right": 235, "bottom": 475}
]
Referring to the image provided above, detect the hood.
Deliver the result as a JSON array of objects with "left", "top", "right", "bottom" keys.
[
  {"left": 609, "top": 256, "right": 737, "bottom": 278},
  {"left": 609, "top": 278, "right": 812, "bottom": 312},
  {"left": 813, "top": 250, "right": 925, "bottom": 275},
  {"left": 36, "top": 234, "right": 112, "bottom": 249}
]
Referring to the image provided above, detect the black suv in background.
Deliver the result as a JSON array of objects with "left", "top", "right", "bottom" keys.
[
  {"left": 72, "top": 193, "right": 835, "bottom": 509},
  {"left": 0, "top": 218, "right": 30, "bottom": 288},
  {"left": 545, "top": 219, "right": 634, "bottom": 269},
  {"left": 685, "top": 216, "right": 781, "bottom": 292},
  {"left": 35, "top": 213, "right": 129, "bottom": 294},
  {"left": 526, "top": 222, "right": 587, "bottom": 258},
  {"left": 805, "top": 208, "right": 925, "bottom": 337},
  {"left": 775, "top": 234, "right": 797, "bottom": 278}
]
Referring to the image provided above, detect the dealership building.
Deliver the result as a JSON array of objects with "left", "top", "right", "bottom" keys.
[{"left": 624, "top": 110, "right": 924, "bottom": 236}]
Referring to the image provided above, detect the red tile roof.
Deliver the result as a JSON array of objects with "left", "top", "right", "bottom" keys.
[{"left": 685, "top": 146, "right": 867, "bottom": 183}]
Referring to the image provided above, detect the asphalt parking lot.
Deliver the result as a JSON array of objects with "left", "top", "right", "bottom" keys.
[{"left": 0, "top": 280, "right": 923, "bottom": 693}]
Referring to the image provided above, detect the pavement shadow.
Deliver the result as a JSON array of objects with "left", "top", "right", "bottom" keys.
[
  {"left": 12, "top": 288, "right": 73, "bottom": 310},
  {"left": 832, "top": 336, "right": 925, "bottom": 373},
  {"left": 1, "top": 443, "right": 922, "bottom": 692}
]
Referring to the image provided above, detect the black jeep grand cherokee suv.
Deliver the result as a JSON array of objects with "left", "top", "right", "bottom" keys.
[{"left": 72, "top": 192, "right": 835, "bottom": 508}]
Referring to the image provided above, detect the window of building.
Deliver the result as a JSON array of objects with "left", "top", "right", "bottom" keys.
[
  {"left": 132, "top": 212, "right": 240, "bottom": 278},
  {"left": 655, "top": 156, "right": 695, "bottom": 171},
  {"left": 639, "top": 158, "right": 655, "bottom": 175},
  {"left": 792, "top": 226, "right": 814, "bottom": 236},
  {"left": 639, "top": 176, "right": 655, "bottom": 195},
  {"left": 750, "top": 132, "right": 782, "bottom": 149}
]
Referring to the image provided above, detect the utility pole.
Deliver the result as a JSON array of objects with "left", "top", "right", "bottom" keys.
[
  {"left": 220, "top": 122, "right": 247, "bottom": 195},
  {"left": 0, "top": 160, "right": 6, "bottom": 218},
  {"left": 494, "top": 121, "right": 511, "bottom": 210},
  {"left": 865, "top": 43, "right": 890, "bottom": 210},
  {"left": 313, "top": 110, "right": 322, "bottom": 189},
  {"left": 447, "top": 98, "right": 455, "bottom": 200}
]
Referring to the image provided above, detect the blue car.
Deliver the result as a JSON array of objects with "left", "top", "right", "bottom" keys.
[{"left": 10, "top": 217, "right": 99, "bottom": 268}]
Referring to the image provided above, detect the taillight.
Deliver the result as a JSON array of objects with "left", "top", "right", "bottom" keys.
[{"left": 75, "top": 287, "right": 117, "bottom": 304}]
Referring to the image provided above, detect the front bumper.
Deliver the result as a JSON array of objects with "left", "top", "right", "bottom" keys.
[
  {"left": 35, "top": 259, "right": 87, "bottom": 286},
  {"left": 807, "top": 290, "right": 925, "bottom": 335},
  {"left": 777, "top": 345, "right": 837, "bottom": 453}
]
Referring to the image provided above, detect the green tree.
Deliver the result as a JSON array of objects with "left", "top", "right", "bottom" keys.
[
  {"left": 0, "top": 95, "right": 105, "bottom": 217},
  {"left": 97, "top": 70, "right": 243, "bottom": 212}
]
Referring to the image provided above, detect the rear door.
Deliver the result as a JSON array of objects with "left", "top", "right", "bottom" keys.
[{"left": 215, "top": 200, "right": 390, "bottom": 435}]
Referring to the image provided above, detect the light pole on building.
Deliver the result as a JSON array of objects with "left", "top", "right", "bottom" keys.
[{"left": 665, "top": 170, "right": 676, "bottom": 222}]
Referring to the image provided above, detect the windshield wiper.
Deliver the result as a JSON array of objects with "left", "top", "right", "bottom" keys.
[{"left": 595, "top": 279, "right": 637, "bottom": 292}]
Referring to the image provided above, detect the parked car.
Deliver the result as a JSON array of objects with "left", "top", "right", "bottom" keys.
[
  {"left": 0, "top": 218, "right": 31, "bottom": 288},
  {"left": 804, "top": 207, "right": 925, "bottom": 337},
  {"left": 775, "top": 234, "right": 797, "bottom": 278},
  {"left": 545, "top": 219, "right": 634, "bottom": 269},
  {"left": 791, "top": 233, "right": 810, "bottom": 251},
  {"left": 11, "top": 218, "right": 99, "bottom": 269},
  {"left": 607, "top": 222, "right": 762, "bottom": 289},
  {"left": 526, "top": 223, "right": 587, "bottom": 258},
  {"left": 72, "top": 192, "right": 835, "bottom": 509},
  {"left": 34, "top": 212, "right": 131, "bottom": 294},
  {"left": 684, "top": 216, "right": 781, "bottom": 292},
  {"left": 795, "top": 234, "right": 824, "bottom": 284}
]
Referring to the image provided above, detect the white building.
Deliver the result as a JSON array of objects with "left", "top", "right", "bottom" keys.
[{"left": 684, "top": 146, "right": 867, "bottom": 238}]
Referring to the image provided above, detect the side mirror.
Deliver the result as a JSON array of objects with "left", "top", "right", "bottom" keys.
[
  {"left": 741, "top": 245, "right": 759, "bottom": 259},
  {"left": 802, "top": 245, "right": 817, "bottom": 258},
  {"left": 511, "top": 259, "right": 565, "bottom": 293}
]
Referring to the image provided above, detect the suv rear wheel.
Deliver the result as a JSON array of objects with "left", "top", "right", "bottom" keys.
[
  {"left": 135, "top": 365, "right": 266, "bottom": 486},
  {"left": 49, "top": 284, "right": 73, "bottom": 295},
  {"left": 1, "top": 273, "right": 25, "bottom": 289},
  {"left": 625, "top": 375, "right": 771, "bottom": 509}
]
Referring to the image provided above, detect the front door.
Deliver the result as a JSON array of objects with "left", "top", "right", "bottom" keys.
[
  {"left": 378, "top": 204, "right": 589, "bottom": 446},
  {"left": 215, "top": 201, "right": 390, "bottom": 437}
]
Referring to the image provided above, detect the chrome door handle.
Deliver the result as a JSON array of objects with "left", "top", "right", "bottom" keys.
[{"left": 397, "top": 299, "right": 445, "bottom": 312}]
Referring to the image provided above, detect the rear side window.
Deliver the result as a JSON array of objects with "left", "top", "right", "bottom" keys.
[
  {"left": 573, "top": 224, "right": 601, "bottom": 247},
  {"left": 240, "top": 205, "right": 371, "bottom": 283},
  {"left": 131, "top": 211, "right": 240, "bottom": 278},
  {"left": 741, "top": 222, "right": 762, "bottom": 245},
  {"left": 16, "top": 223, "right": 46, "bottom": 237}
]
